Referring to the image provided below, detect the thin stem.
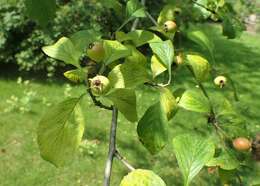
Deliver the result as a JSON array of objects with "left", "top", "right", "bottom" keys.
[
  {"left": 103, "top": 107, "right": 118, "bottom": 186},
  {"left": 236, "top": 172, "right": 243, "bottom": 186},
  {"left": 114, "top": 150, "right": 135, "bottom": 171},
  {"left": 145, "top": 11, "right": 159, "bottom": 27},
  {"left": 116, "top": 19, "right": 131, "bottom": 33},
  {"left": 130, "top": 0, "right": 146, "bottom": 31}
]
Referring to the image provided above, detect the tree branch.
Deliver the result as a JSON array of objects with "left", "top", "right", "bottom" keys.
[
  {"left": 114, "top": 150, "right": 135, "bottom": 171},
  {"left": 145, "top": 11, "right": 159, "bottom": 27},
  {"left": 103, "top": 107, "right": 118, "bottom": 186}
]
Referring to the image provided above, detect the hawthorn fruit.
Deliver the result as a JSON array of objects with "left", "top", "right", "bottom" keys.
[
  {"left": 232, "top": 137, "right": 251, "bottom": 151},
  {"left": 89, "top": 75, "right": 110, "bottom": 96},
  {"left": 164, "top": 20, "right": 177, "bottom": 33}
]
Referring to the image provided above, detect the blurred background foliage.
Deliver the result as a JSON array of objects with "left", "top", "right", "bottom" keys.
[{"left": 0, "top": 0, "right": 259, "bottom": 77}]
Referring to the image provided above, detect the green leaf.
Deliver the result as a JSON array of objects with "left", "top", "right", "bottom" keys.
[
  {"left": 217, "top": 113, "right": 248, "bottom": 138},
  {"left": 103, "top": 40, "right": 131, "bottom": 65},
  {"left": 186, "top": 54, "right": 210, "bottom": 82},
  {"left": 108, "top": 60, "right": 149, "bottom": 89},
  {"left": 137, "top": 102, "right": 168, "bottom": 154},
  {"left": 160, "top": 87, "right": 178, "bottom": 120},
  {"left": 42, "top": 37, "right": 80, "bottom": 67},
  {"left": 120, "top": 169, "right": 166, "bottom": 186},
  {"left": 151, "top": 55, "right": 167, "bottom": 78},
  {"left": 206, "top": 149, "right": 239, "bottom": 170},
  {"left": 37, "top": 98, "right": 85, "bottom": 167},
  {"left": 125, "top": 44, "right": 147, "bottom": 65},
  {"left": 25, "top": 0, "right": 56, "bottom": 27},
  {"left": 193, "top": 0, "right": 211, "bottom": 19},
  {"left": 212, "top": 95, "right": 248, "bottom": 137},
  {"left": 64, "top": 68, "right": 86, "bottom": 83},
  {"left": 126, "top": 0, "right": 146, "bottom": 19},
  {"left": 172, "top": 134, "right": 215, "bottom": 186},
  {"left": 70, "top": 30, "right": 101, "bottom": 53},
  {"left": 222, "top": 15, "right": 245, "bottom": 39},
  {"left": 178, "top": 89, "right": 210, "bottom": 113},
  {"left": 106, "top": 89, "right": 137, "bottom": 122},
  {"left": 149, "top": 40, "right": 174, "bottom": 78},
  {"left": 218, "top": 3, "right": 246, "bottom": 39},
  {"left": 116, "top": 30, "right": 162, "bottom": 47},
  {"left": 186, "top": 30, "right": 214, "bottom": 57},
  {"left": 99, "top": 0, "right": 123, "bottom": 16},
  {"left": 157, "top": 4, "right": 176, "bottom": 25}
]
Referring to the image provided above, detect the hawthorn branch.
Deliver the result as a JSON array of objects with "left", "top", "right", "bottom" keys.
[
  {"left": 103, "top": 107, "right": 118, "bottom": 186},
  {"left": 115, "top": 150, "right": 135, "bottom": 171}
]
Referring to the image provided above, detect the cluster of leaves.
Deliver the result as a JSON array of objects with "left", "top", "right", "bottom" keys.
[
  {"left": 22, "top": 0, "right": 259, "bottom": 185},
  {"left": 0, "top": 0, "right": 118, "bottom": 77}
]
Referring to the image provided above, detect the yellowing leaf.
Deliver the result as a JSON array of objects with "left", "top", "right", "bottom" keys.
[
  {"left": 63, "top": 68, "right": 86, "bottom": 83},
  {"left": 151, "top": 55, "right": 167, "bottom": 78},
  {"left": 42, "top": 37, "right": 80, "bottom": 67},
  {"left": 37, "top": 97, "right": 85, "bottom": 167},
  {"left": 120, "top": 169, "right": 166, "bottom": 186},
  {"left": 160, "top": 87, "right": 178, "bottom": 120},
  {"left": 186, "top": 54, "right": 210, "bottom": 82}
]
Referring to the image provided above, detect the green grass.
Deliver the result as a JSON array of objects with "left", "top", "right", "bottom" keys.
[{"left": 0, "top": 25, "right": 260, "bottom": 186}]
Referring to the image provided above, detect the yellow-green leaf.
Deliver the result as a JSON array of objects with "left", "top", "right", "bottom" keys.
[
  {"left": 206, "top": 149, "right": 239, "bottom": 170},
  {"left": 42, "top": 37, "right": 80, "bottom": 67},
  {"left": 116, "top": 30, "right": 162, "bottom": 47},
  {"left": 160, "top": 87, "right": 178, "bottom": 120},
  {"left": 186, "top": 54, "right": 210, "bottom": 82},
  {"left": 137, "top": 102, "right": 168, "bottom": 154},
  {"left": 178, "top": 89, "right": 210, "bottom": 113},
  {"left": 63, "top": 68, "right": 86, "bottom": 83},
  {"left": 108, "top": 60, "right": 149, "bottom": 89},
  {"left": 157, "top": 4, "right": 176, "bottom": 25},
  {"left": 103, "top": 40, "right": 131, "bottom": 65},
  {"left": 37, "top": 97, "right": 85, "bottom": 167},
  {"left": 172, "top": 134, "right": 215, "bottom": 186},
  {"left": 151, "top": 55, "right": 167, "bottom": 78},
  {"left": 106, "top": 89, "right": 137, "bottom": 122},
  {"left": 120, "top": 169, "right": 166, "bottom": 186}
]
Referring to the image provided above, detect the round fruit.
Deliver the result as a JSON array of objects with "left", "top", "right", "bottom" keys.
[
  {"left": 89, "top": 75, "right": 110, "bottom": 96},
  {"left": 207, "top": 167, "right": 217, "bottom": 174},
  {"left": 176, "top": 53, "right": 183, "bottom": 65},
  {"left": 214, "top": 75, "right": 227, "bottom": 88},
  {"left": 163, "top": 20, "right": 177, "bottom": 33},
  {"left": 232, "top": 137, "right": 251, "bottom": 151},
  {"left": 86, "top": 41, "right": 105, "bottom": 62}
]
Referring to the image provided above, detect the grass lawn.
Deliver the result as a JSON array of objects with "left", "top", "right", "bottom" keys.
[{"left": 0, "top": 25, "right": 260, "bottom": 186}]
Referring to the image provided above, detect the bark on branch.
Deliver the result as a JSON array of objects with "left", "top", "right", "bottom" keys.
[{"left": 103, "top": 107, "right": 118, "bottom": 186}]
